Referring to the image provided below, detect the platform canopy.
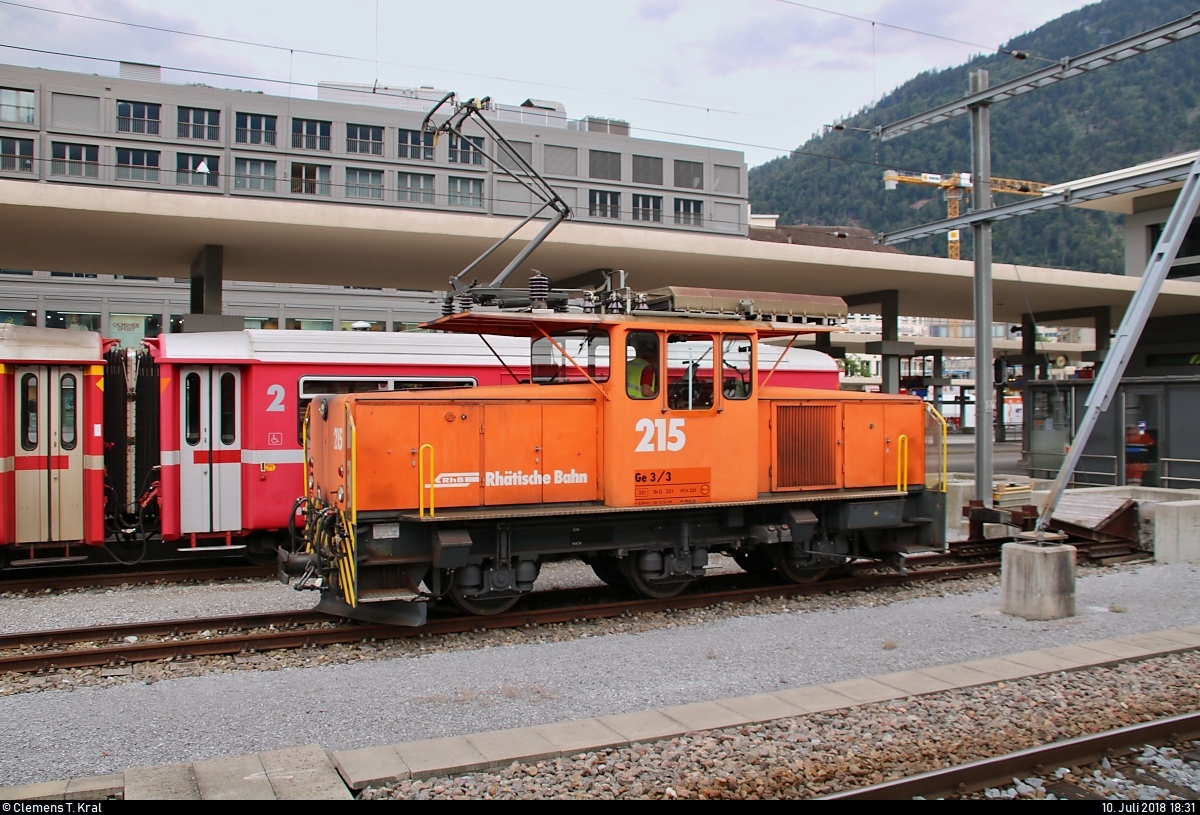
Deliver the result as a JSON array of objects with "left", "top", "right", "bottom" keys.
[{"left": 4, "top": 179, "right": 1200, "bottom": 324}]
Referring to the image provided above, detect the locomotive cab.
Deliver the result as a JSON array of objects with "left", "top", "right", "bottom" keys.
[{"left": 286, "top": 287, "right": 948, "bottom": 625}]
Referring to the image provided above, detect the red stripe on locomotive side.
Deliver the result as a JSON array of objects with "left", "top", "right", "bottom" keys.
[
  {"left": 192, "top": 450, "right": 242, "bottom": 465},
  {"left": 14, "top": 455, "right": 70, "bottom": 471}
]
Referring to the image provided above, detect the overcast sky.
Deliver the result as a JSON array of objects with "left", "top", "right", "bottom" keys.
[{"left": 0, "top": 0, "right": 1101, "bottom": 167}]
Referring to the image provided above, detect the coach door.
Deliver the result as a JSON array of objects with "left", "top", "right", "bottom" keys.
[
  {"left": 180, "top": 367, "right": 243, "bottom": 533},
  {"left": 14, "top": 367, "right": 84, "bottom": 543}
]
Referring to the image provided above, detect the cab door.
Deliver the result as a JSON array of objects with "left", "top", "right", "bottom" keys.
[
  {"left": 180, "top": 367, "right": 243, "bottom": 533},
  {"left": 14, "top": 367, "right": 84, "bottom": 542}
]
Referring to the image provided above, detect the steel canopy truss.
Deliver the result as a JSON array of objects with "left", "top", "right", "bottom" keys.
[
  {"left": 875, "top": 10, "right": 1200, "bottom": 142},
  {"left": 878, "top": 160, "right": 1197, "bottom": 245}
]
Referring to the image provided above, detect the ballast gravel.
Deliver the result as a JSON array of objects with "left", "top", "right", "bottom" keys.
[{"left": 1, "top": 561, "right": 1199, "bottom": 790}]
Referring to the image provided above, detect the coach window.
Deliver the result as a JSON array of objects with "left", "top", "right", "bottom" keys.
[
  {"left": 60, "top": 374, "right": 77, "bottom": 450},
  {"left": 721, "top": 334, "right": 753, "bottom": 399},
  {"left": 667, "top": 334, "right": 715, "bottom": 410},
  {"left": 220, "top": 373, "right": 236, "bottom": 444},
  {"left": 20, "top": 373, "right": 37, "bottom": 450},
  {"left": 624, "top": 331, "right": 658, "bottom": 399},
  {"left": 185, "top": 372, "right": 201, "bottom": 446}
]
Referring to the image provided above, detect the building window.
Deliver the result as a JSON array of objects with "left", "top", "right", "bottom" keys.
[
  {"left": 544, "top": 145, "right": 577, "bottom": 176},
  {"left": 291, "top": 162, "right": 330, "bottom": 196},
  {"left": 292, "top": 118, "right": 331, "bottom": 151},
  {"left": 236, "top": 113, "right": 277, "bottom": 145},
  {"left": 448, "top": 134, "right": 484, "bottom": 165},
  {"left": 116, "top": 148, "right": 160, "bottom": 182},
  {"left": 177, "top": 153, "right": 219, "bottom": 187},
  {"left": 234, "top": 158, "right": 276, "bottom": 191},
  {"left": 675, "top": 160, "right": 703, "bottom": 190},
  {"left": 347, "top": 124, "right": 384, "bottom": 155},
  {"left": 589, "top": 190, "right": 620, "bottom": 219},
  {"left": 589, "top": 150, "right": 621, "bottom": 181},
  {"left": 178, "top": 107, "right": 220, "bottom": 140},
  {"left": 1, "top": 88, "right": 35, "bottom": 123},
  {"left": 632, "top": 155, "right": 662, "bottom": 185},
  {"left": 448, "top": 176, "right": 483, "bottom": 207},
  {"left": 116, "top": 101, "right": 160, "bottom": 135},
  {"left": 0, "top": 137, "right": 33, "bottom": 173},
  {"left": 674, "top": 198, "right": 702, "bottom": 226},
  {"left": 398, "top": 172, "right": 434, "bottom": 203},
  {"left": 50, "top": 142, "right": 99, "bottom": 178},
  {"left": 632, "top": 194, "right": 661, "bottom": 222},
  {"left": 398, "top": 129, "right": 434, "bottom": 161},
  {"left": 346, "top": 167, "right": 384, "bottom": 199}
]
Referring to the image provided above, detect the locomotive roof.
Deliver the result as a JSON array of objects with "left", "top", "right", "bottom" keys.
[
  {"left": 423, "top": 310, "right": 841, "bottom": 339},
  {"left": 154, "top": 328, "right": 530, "bottom": 364},
  {"left": 0, "top": 323, "right": 104, "bottom": 363}
]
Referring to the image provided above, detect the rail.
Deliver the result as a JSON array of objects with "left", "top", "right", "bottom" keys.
[
  {"left": 419, "top": 443, "right": 435, "bottom": 518},
  {"left": 896, "top": 434, "right": 909, "bottom": 492},
  {"left": 1161, "top": 457, "right": 1200, "bottom": 488},
  {"left": 1073, "top": 453, "right": 1118, "bottom": 485}
]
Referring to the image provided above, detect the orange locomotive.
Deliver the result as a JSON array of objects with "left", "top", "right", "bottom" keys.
[{"left": 283, "top": 286, "right": 948, "bottom": 625}]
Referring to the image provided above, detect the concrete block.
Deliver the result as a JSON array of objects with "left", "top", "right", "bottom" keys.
[
  {"left": 465, "top": 727, "right": 560, "bottom": 768},
  {"left": 821, "top": 678, "right": 904, "bottom": 705},
  {"left": 332, "top": 745, "right": 410, "bottom": 790},
  {"left": 1002, "top": 650, "right": 1082, "bottom": 673},
  {"left": 958, "top": 657, "right": 1043, "bottom": 681},
  {"left": 1117, "top": 633, "right": 1192, "bottom": 653},
  {"left": 772, "top": 685, "right": 857, "bottom": 713},
  {"left": 1154, "top": 500, "right": 1200, "bottom": 564},
  {"left": 717, "top": 694, "right": 807, "bottom": 723},
  {"left": 597, "top": 710, "right": 689, "bottom": 745},
  {"left": 124, "top": 764, "right": 200, "bottom": 800},
  {"left": 1145, "top": 628, "right": 1200, "bottom": 648},
  {"left": 912, "top": 663, "right": 998, "bottom": 688},
  {"left": 534, "top": 719, "right": 628, "bottom": 757},
  {"left": 1081, "top": 638, "right": 1161, "bottom": 659},
  {"left": 873, "top": 670, "right": 957, "bottom": 696},
  {"left": 657, "top": 701, "right": 746, "bottom": 732},
  {"left": 1001, "top": 541, "right": 1076, "bottom": 620},
  {"left": 393, "top": 737, "right": 489, "bottom": 778},
  {"left": 193, "top": 754, "right": 275, "bottom": 800},
  {"left": 1039, "top": 644, "right": 1121, "bottom": 668},
  {"left": 0, "top": 780, "right": 67, "bottom": 800},
  {"left": 259, "top": 744, "right": 352, "bottom": 800},
  {"left": 65, "top": 775, "right": 124, "bottom": 800}
]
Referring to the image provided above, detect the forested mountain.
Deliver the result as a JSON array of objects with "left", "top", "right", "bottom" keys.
[{"left": 748, "top": 0, "right": 1200, "bottom": 273}]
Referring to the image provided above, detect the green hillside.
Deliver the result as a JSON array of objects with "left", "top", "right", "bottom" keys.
[{"left": 748, "top": 0, "right": 1200, "bottom": 273}]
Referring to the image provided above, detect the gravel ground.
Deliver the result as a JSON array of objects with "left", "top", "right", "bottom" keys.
[
  {"left": 362, "top": 652, "right": 1200, "bottom": 799},
  {"left": 0, "top": 560, "right": 1198, "bottom": 788}
]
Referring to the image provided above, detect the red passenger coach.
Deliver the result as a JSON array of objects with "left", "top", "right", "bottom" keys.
[
  {"left": 146, "top": 330, "right": 532, "bottom": 554},
  {"left": 0, "top": 325, "right": 108, "bottom": 558}
]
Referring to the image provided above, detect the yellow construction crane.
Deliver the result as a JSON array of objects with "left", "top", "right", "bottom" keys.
[{"left": 883, "top": 170, "right": 1048, "bottom": 259}]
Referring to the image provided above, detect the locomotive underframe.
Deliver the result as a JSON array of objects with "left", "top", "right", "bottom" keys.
[{"left": 294, "top": 486, "right": 945, "bottom": 615}]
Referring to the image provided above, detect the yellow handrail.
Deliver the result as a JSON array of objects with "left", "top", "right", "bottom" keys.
[
  {"left": 924, "top": 403, "right": 949, "bottom": 492},
  {"left": 337, "top": 508, "right": 357, "bottom": 608},
  {"left": 896, "top": 434, "right": 909, "bottom": 492},
  {"left": 419, "top": 443, "right": 436, "bottom": 518}
]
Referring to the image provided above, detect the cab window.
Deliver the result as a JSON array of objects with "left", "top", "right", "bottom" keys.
[
  {"left": 667, "top": 334, "right": 715, "bottom": 410},
  {"left": 722, "top": 334, "right": 753, "bottom": 400},
  {"left": 624, "top": 331, "right": 658, "bottom": 399},
  {"left": 533, "top": 329, "right": 611, "bottom": 385}
]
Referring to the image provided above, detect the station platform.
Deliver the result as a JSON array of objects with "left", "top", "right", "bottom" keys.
[{"left": 3, "top": 625, "right": 1198, "bottom": 800}]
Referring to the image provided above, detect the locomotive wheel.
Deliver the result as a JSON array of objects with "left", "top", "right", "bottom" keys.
[
  {"left": 448, "top": 581, "right": 521, "bottom": 616},
  {"left": 768, "top": 546, "right": 829, "bottom": 584},
  {"left": 588, "top": 555, "right": 628, "bottom": 588},
  {"left": 618, "top": 556, "right": 690, "bottom": 599}
]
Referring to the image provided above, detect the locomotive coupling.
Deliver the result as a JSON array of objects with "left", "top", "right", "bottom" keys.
[{"left": 277, "top": 548, "right": 318, "bottom": 588}]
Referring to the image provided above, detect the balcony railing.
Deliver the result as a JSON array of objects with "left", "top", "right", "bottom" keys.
[
  {"left": 589, "top": 204, "right": 619, "bottom": 219},
  {"left": 632, "top": 207, "right": 662, "bottom": 222},
  {"left": 347, "top": 139, "right": 383, "bottom": 155},
  {"left": 292, "top": 133, "right": 331, "bottom": 151},
  {"left": 116, "top": 117, "right": 160, "bottom": 135},
  {"left": 51, "top": 159, "right": 99, "bottom": 178},
  {"left": 178, "top": 123, "right": 220, "bottom": 141},
  {"left": 176, "top": 169, "right": 219, "bottom": 187},
  {"left": 236, "top": 128, "right": 277, "bottom": 146},
  {"left": 233, "top": 174, "right": 276, "bottom": 192},
  {"left": 116, "top": 165, "right": 160, "bottom": 182},
  {"left": 291, "top": 178, "right": 331, "bottom": 196},
  {"left": 0, "top": 154, "right": 34, "bottom": 173},
  {"left": 674, "top": 212, "right": 703, "bottom": 226}
]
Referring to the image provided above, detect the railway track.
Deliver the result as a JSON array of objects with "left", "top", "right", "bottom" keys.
[
  {"left": 1, "top": 559, "right": 1000, "bottom": 675},
  {"left": 823, "top": 711, "right": 1200, "bottom": 800},
  {"left": 0, "top": 564, "right": 276, "bottom": 593}
]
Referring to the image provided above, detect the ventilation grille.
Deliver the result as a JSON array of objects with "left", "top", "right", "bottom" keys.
[{"left": 776, "top": 405, "right": 838, "bottom": 488}]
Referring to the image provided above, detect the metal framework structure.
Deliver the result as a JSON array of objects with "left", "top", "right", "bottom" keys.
[{"left": 876, "top": 10, "right": 1200, "bottom": 141}]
